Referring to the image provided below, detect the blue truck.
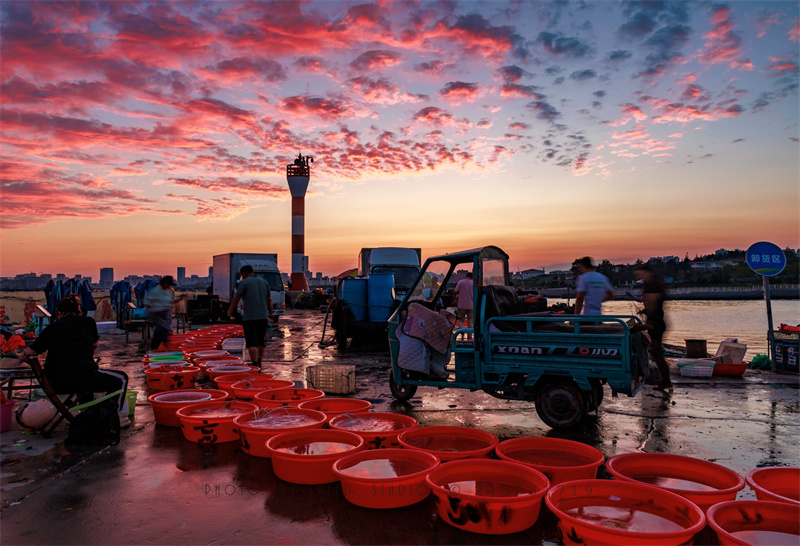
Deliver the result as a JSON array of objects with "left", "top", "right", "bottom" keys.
[{"left": 388, "top": 246, "right": 649, "bottom": 428}]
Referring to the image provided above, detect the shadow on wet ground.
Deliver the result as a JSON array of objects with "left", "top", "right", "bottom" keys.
[{"left": 1, "top": 310, "right": 798, "bottom": 544}]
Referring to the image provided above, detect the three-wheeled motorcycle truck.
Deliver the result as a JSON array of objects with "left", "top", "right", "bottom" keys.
[{"left": 388, "top": 246, "right": 649, "bottom": 428}]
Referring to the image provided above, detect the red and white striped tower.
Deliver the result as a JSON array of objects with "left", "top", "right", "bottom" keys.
[{"left": 286, "top": 153, "right": 312, "bottom": 291}]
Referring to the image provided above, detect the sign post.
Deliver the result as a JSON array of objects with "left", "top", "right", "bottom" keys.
[{"left": 746, "top": 242, "right": 787, "bottom": 363}]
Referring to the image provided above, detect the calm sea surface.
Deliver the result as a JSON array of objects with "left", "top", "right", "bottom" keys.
[{"left": 549, "top": 299, "right": 799, "bottom": 356}]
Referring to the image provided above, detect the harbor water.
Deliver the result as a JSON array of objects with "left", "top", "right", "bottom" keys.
[{"left": 550, "top": 298, "right": 798, "bottom": 356}]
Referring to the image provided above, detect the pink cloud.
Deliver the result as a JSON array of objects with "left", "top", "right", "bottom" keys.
[
  {"left": 164, "top": 194, "right": 251, "bottom": 221},
  {"left": 278, "top": 95, "right": 366, "bottom": 121},
  {"left": 168, "top": 177, "right": 288, "bottom": 198},
  {"left": 0, "top": 159, "right": 170, "bottom": 229},
  {"left": 350, "top": 50, "right": 402, "bottom": 71},
  {"left": 499, "top": 83, "right": 543, "bottom": 99},
  {"left": 699, "top": 5, "right": 751, "bottom": 70},
  {"left": 439, "top": 81, "right": 481, "bottom": 103},
  {"left": 790, "top": 21, "right": 800, "bottom": 42},
  {"left": 346, "top": 76, "right": 427, "bottom": 105}
]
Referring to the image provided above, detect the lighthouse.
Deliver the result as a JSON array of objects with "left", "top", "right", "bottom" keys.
[{"left": 286, "top": 153, "right": 312, "bottom": 292}]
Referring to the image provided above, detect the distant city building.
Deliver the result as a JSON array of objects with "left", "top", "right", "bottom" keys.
[
  {"left": 691, "top": 261, "right": 723, "bottom": 271},
  {"left": 650, "top": 256, "right": 680, "bottom": 264},
  {"left": 513, "top": 268, "right": 546, "bottom": 280},
  {"left": 100, "top": 268, "right": 114, "bottom": 289},
  {"left": 208, "top": 266, "right": 213, "bottom": 278},
  {"left": 56, "top": 274, "right": 66, "bottom": 281},
  {"left": 177, "top": 267, "right": 186, "bottom": 285}
]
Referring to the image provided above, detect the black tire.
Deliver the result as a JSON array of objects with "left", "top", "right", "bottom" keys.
[
  {"left": 588, "top": 379, "right": 604, "bottom": 411},
  {"left": 534, "top": 379, "right": 587, "bottom": 429},
  {"left": 389, "top": 370, "right": 418, "bottom": 401}
]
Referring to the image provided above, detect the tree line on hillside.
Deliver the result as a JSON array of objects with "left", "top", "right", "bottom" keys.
[{"left": 518, "top": 250, "right": 799, "bottom": 289}]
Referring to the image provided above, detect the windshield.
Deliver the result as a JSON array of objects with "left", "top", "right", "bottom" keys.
[
  {"left": 256, "top": 272, "right": 284, "bottom": 291},
  {"left": 408, "top": 259, "right": 456, "bottom": 304},
  {"left": 371, "top": 266, "right": 419, "bottom": 287}
]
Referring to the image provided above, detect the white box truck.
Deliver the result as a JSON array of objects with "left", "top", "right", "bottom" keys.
[{"left": 213, "top": 253, "right": 286, "bottom": 321}]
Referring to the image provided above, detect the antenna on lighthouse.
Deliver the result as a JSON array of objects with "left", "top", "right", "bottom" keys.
[{"left": 286, "top": 153, "right": 313, "bottom": 292}]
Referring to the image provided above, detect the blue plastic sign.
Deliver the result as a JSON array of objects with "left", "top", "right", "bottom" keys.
[{"left": 746, "top": 242, "right": 786, "bottom": 276}]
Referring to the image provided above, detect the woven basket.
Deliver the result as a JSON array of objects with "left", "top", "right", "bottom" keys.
[{"left": 306, "top": 364, "right": 356, "bottom": 394}]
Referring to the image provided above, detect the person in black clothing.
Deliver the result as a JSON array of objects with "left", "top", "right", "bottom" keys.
[
  {"left": 634, "top": 264, "right": 673, "bottom": 392},
  {"left": 19, "top": 294, "right": 130, "bottom": 422}
]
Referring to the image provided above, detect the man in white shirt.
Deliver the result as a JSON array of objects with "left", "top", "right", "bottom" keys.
[{"left": 574, "top": 257, "right": 614, "bottom": 315}]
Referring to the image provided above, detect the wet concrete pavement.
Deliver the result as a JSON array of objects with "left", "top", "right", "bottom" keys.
[{"left": 1, "top": 310, "right": 798, "bottom": 544}]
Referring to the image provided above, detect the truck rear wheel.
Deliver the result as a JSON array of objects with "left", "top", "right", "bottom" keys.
[
  {"left": 535, "top": 379, "right": 587, "bottom": 429},
  {"left": 389, "top": 370, "right": 417, "bottom": 401}
]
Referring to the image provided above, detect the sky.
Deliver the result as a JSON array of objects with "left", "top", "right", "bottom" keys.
[{"left": 1, "top": 0, "right": 798, "bottom": 280}]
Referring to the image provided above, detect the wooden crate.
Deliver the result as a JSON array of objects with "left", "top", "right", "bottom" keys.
[{"left": 306, "top": 364, "right": 356, "bottom": 394}]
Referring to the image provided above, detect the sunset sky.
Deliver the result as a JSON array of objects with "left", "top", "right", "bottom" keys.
[{"left": 1, "top": 1, "right": 798, "bottom": 279}]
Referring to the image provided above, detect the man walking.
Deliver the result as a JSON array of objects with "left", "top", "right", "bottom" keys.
[
  {"left": 144, "top": 276, "right": 175, "bottom": 351},
  {"left": 574, "top": 257, "right": 614, "bottom": 315},
  {"left": 452, "top": 272, "right": 475, "bottom": 330},
  {"left": 635, "top": 263, "right": 673, "bottom": 393},
  {"left": 227, "top": 265, "right": 274, "bottom": 366}
]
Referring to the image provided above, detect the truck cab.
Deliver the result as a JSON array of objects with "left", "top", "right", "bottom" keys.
[
  {"left": 359, "top": 247, "right": 422, "bottom": 301},
  {"left": 388, "top": 246, "right": 648, "bottom": 428}
]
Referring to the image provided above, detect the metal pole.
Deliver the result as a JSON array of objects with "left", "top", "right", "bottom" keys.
[{"left": 764, "top": 275, "right": 775, "bottom": 362}]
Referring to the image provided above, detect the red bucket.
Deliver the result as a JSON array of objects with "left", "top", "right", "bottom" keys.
[
  {"left": 333, "top": 448, "right": 439, "bottom": 509},
  {"left": 328, "top": 412, "right": 418, "bottom": 450},
  {"left": 297, "top": 398, "right": 372, "bottom": 423},
  {"left": 233, "top": 407, "right": 327, "bottom": 458},
  {"left": 495, "top": 437, "right": 604, "bottom": 485},
  {"left": 546, "top": 479, "right": 706, "bottom": 545},
  {"left": 214, "top": 373, "right": 274, "bottom": 397},
  {"left": 253, "top": 387, "right": 325, "bottom": 409},
  {"left": 176, "top": 400, "right": 258, "bottom": 443},
  {"left": 145, "top": 366, "right": 200, "bottom": 391},
  {"left": 398, "top": 426, "right": 498, "bottom": 462},
  {"left": 426, "top": 459, "right": 549, "bottom": 534},
  {"left": 208, "top": 365, "right": 259, "bottom": 382},
  {"left": 267, "top": 429, "right": 365, "bottom": 484},
  {"left": 707, "top": 500, "right": 800, "bottom": 545},
  {"left": 231, "top": 379, "right": 295, "bottom": 402},
  {"left": 746, "top": 467, "right": 800, "bottom": 504},
  {"left": 606, "top": 453, "right": 745, "bottom": 513},
  {"left": 149, "top": 389, "right": 227, "bottom": 427}
]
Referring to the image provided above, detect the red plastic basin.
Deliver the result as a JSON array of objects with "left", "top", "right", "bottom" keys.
[
  {"left": 231, "top": 379, "right": 295, "bottom": 402},
  {"left": 149, "top": 389, "right": 227, "bottom": 427},
  {"left": 746, "top": 467, "right": 800, "bottom": 504},
  {"left": 707, "top": 500, "right": 800, "bottom": 545},
  {"left": 214, "top": 373, "right": 273, "bottom": 396},
  {"left": 297, "top": 398, "right": 373, "bottom": 423},
  {"left": 426, "top": 459, "right": 549, "bottom": 535},
  {"left": 333, "top": 448, "right": 439, "bottom": 509},
  {"left": 233, "top": 407, "right": 327, "bottom": 458},
  {"left": 713, "top": 363, "right": 748, "bottom": 377},
  {"left": 145, "top": 366, "right": 200, "bottom": 391},
  {"left": 546, "top": 479, "right": 706, "bottom": 545},
  {"left": 495, "top": 437, "right": 604, "bottom": 485},
  {"left": 253, "top": 387, "right": 325, "bottom": 409},
  {"left": 176, "top": 400, "right": 258, "bottom": 443},
  {"left": 328, "top": 412, "right": 418, "bottom": 450},
  {"left": 606, "top": 453, "right": 745, "bottom": 513},
  {"left": 398, "top": 426, "right": 498, "bottom": 462},
  {"left": 208, "top": 365, "right": 259, "bottom": 382},
  {"left": 267, "top": 429, "right": 365, "bottom": 484}
]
